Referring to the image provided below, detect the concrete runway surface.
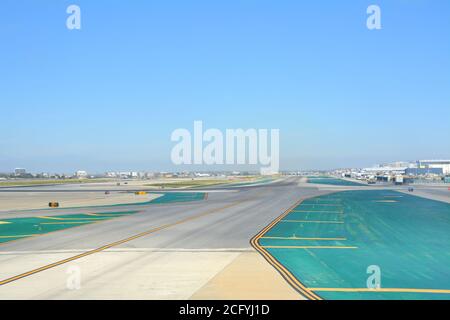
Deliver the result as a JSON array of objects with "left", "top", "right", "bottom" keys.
[
  {"left": 0, "top": 177, "right": 328, "bottom": 299},
  {"left": 0, "top": 177, "right": 448, "bottom": 299}
]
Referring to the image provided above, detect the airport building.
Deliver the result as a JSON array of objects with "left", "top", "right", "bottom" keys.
[
  {"left": 362, "top": 160, "right": 450, "bottom": 177},
  {"left": 405, "top": 167, "right": 443, "bottom": 176},
  {"left": 361, "top": 166, "right": 408, "bottom": 175},
  {"left": 14, "top": 168, "right": 27, "bottom": 176},
  {"left": 417, "top": 160, "right": 450, "bottom": 175}
]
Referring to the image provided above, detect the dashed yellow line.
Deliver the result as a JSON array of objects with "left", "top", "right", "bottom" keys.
[
  {"left": 281, "top": 220, "right": 344, "bottom": 224},
  {"left": 310, "top": 288, "right": 450, "bottom": 294},
  {"left": 261, "top": 236, "right": 347, "bottom": 241}
]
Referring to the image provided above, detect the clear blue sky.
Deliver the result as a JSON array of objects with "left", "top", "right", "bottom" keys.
[{"left": 1, "top": 0, "right": 449, "bottom": 173}]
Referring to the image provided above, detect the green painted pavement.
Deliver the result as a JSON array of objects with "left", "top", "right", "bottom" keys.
[
  {"left": 313, "top": 291, "right": 450, "bottom": 300},
  {"left": 103, "top": 191, "right": 206, "bottom": 206},
  {"left": 148, "top": 192, "right": 205, "bottom": 204},
  {"left": 0, "top": 211, "right": 138, "bottom": 244},
  {"left": 260, "top": 190, "right": 450, "bottom": 300},
  {"left": 0, "top": 192, "right": 206, "bottom": 245}
]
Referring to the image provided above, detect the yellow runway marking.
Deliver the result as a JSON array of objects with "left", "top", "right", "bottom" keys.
[
  {"left": 292, "top": 210, "right": 343, "bottom": 214},
  {"left": 37, "top": 216, "right": 107, "bottom": 221},
  {"left": 310, "top": 288, "right": 450, "bottom": 294},
  {"left": 299, "top": 204, "right": 343, "bottom": 207},
  {"left": 281, "top": 220, "right": 344, "bottom": 224},
  {"left": 251, "top": 199, "right": 322, "bottom": 300},
  {"left": 261, "top": 236, "right": 347, "bottom": 241},
  {"left": 0, "top": 200, "right": 245, "bottom": 287},
  {"left": 0, "top": 235, "right": 35, "bottom": 239},
  {"left": 85, "top": 213, "right": 127, "bottom": 217},
  {"left": 0, "top": 221, "right": 11, "bottom": 225},
  {"left": 262, "top": 246, "right": 357, "bottom": 249},
  {"left": 304, "top": 202, "right": 341, "bottom": 205},
  {"left": 40, "top": 222, "right": 93, "bottom": 225}
]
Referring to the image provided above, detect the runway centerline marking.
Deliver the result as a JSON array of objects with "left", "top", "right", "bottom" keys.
[{"left": 0, "top": 200, "right": 246, "bottom": 287}]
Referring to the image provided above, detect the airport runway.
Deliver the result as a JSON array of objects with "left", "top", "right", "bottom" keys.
[
  {"left": 0, "top": 177, "right": 330, "bottom": 299},
  {"left": 0, "top": 178, "right": 448, "bottom": 299}
]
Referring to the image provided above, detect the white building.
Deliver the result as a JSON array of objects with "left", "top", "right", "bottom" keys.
[
  {"left": 361, "top": 166, "right": 407, "bottom": 175},
  {"left": 417, "top": 160, "right": 450, "bottom": 175},
  {"left": 381, "top": 161, "right": 413, "bottom": 168},
  {"left": 14, "top": 168, "right": 27, "bottom": 176}
]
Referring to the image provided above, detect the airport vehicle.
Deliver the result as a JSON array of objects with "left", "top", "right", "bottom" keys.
[{"left": 394, "top": 175, "right": 404, "bottom": 185}]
